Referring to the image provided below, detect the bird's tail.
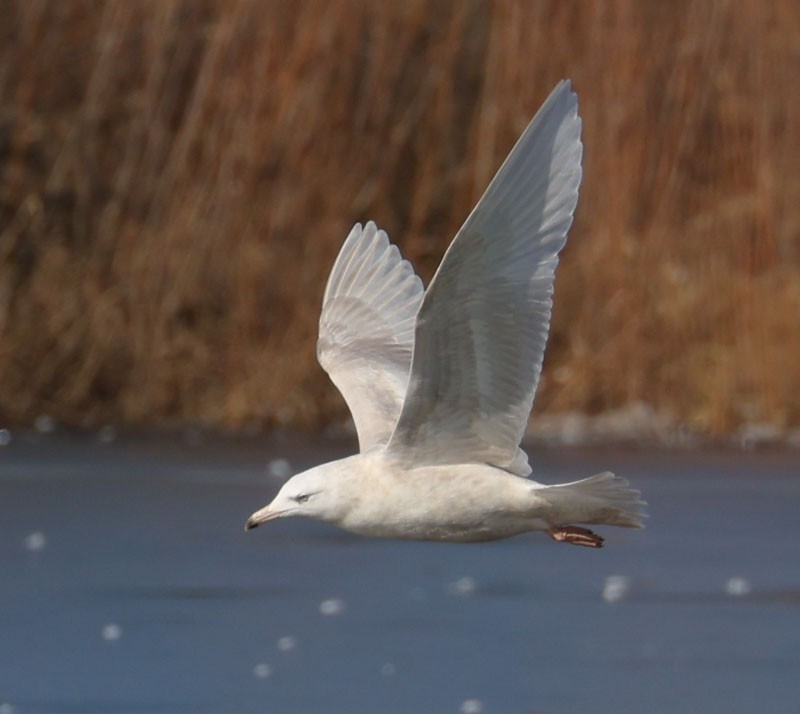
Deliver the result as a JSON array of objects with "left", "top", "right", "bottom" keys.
[{"left": 538, "top": 471, "right": 647, "bottom": 528}]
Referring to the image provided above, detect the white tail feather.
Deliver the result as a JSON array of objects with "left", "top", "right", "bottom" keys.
[{"left": 537, "top": 471, "right": 647, "bottom": 528}]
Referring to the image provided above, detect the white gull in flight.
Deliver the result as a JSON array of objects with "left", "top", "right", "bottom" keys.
[{"left": 246, "top": 81, "right": 646, "bottom": 547}]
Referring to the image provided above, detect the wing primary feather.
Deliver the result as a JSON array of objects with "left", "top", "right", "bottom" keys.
[{"left": 387, "top": 81, "right": 582, "bottom": 475}]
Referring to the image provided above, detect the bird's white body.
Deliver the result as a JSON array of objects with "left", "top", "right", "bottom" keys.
[
  {"left": 246, "top": 81, "right": 646, "bottom": 547},
  {"left": 308, "top": 452, "right": 543, "bottom": 542},
  {"left": 249, "top": 448, "right": 644, "bottom": 543}
]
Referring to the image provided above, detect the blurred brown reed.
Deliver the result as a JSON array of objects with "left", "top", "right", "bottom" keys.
[{"left": 1, "top": 0, "right": 798, "bottom": 436}]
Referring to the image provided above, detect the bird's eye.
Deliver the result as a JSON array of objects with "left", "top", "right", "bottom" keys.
[{"left": 294, "top": 493, "right": 310, "bottom": 504}]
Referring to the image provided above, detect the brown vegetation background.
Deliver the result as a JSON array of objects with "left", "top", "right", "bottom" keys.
[{"left": 1, "top": 1, "right": 798, "bottom": 437}]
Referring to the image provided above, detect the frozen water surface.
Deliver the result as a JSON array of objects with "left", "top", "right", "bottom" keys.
[{"left": 1, "top": 433, "right": 799, "bottom": 714}]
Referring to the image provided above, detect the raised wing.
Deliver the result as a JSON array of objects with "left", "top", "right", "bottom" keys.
[
  {"left": 317, "top": 222, "right": 424, "bottom": 452},
  {"left": 387, "top": 80, "right": 582, "bottom": 474}
]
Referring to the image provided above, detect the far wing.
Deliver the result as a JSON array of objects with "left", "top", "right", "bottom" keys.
[
  {"left": 387, "top": 81, "right": 582, "bottom": 474},
  {"left": 317, "top": 222, "right": 423, "bottom": 452}
]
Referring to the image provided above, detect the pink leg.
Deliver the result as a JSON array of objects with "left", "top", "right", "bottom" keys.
[{"left": 548, "top": 525, "right": 604, "bottom": 548}]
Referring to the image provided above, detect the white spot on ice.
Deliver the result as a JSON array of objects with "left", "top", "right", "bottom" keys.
[
  {"left": 380, "top": 662, "right": 396, "bottom": 676},
  {"left": 460, "top": 698, "right": 484, "bottom": 713},
  {"left": 448, "top": 576, "right": 477, "bottom": 597},
  {"left": 34, "top": 415, "right": 56, "bottom": 434},
  {"left": 23, "top": 531, "right": 46, "bottom": 552},
  {"left": 253, "top": 662, "right": 272, "bottom": 679},
  {"left": 101, "top": 623, "right": 123, "bottom": 641},
  {"left": 602, "top": 575, "right": 631, "bottom": 603},
  {"left": 267, "top": 458, "right": 292, "bottom": 480},
  {"left": 319, "top": 598, "right": 345, "bottom": 616},
  {"left": 0, "top": 429, "right": 11, "bottom": 446},
  {"left": 725, "top": 576, "right": 751, "bottom": 597},
  {"left": 276, "top": 635, "right": 297, "bottom": 652}
]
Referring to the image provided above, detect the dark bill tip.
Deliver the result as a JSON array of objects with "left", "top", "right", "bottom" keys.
[{"left": 244, "top": 516, "right": 259, "bottom": 532}]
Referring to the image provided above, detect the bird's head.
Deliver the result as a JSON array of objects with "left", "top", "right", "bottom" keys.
[{"left": 245, "top": 465, "right": 343, "bottom": 531}]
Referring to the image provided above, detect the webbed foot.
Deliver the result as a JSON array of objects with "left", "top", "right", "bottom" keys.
[{"left": 548, "top": 525, "right": 604, "bottom": 548}]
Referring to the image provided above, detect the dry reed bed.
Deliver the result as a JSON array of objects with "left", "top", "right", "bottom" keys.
[{"left": 1, "top": 1, "right": 798, "bottom": 437}]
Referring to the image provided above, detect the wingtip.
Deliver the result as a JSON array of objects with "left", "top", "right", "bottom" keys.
[{"left": 550, "top": 79, "right": 579, "bottom": 114}]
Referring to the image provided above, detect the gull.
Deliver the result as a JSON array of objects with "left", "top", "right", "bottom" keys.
[{"left": 246, "top": 81, "right": 646, "bottom": 547}]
